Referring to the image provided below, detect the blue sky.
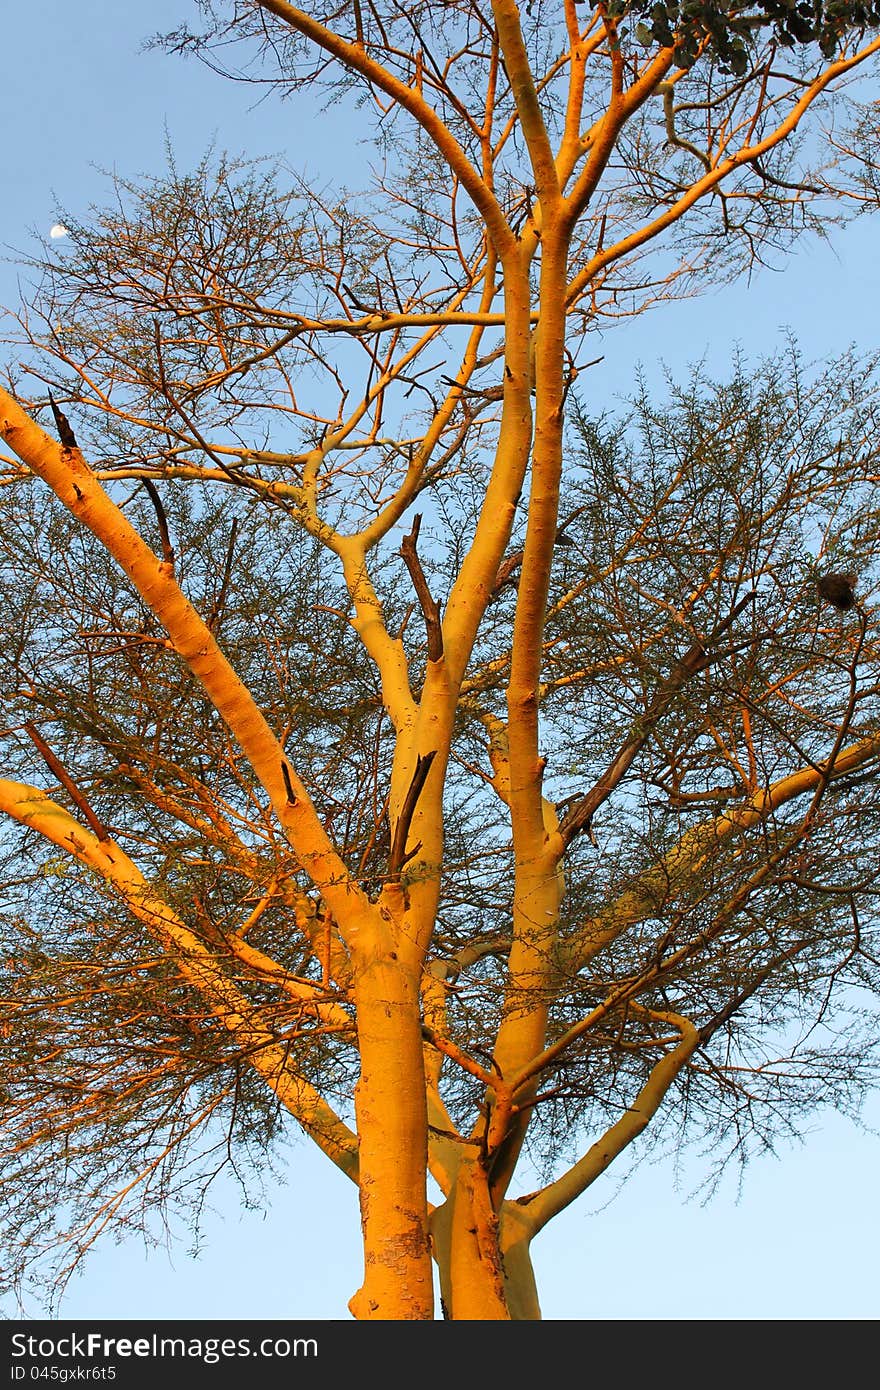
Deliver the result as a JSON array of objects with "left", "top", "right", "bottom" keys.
[{"left": 1, "top": 3, "right": 879, "bottom": 1322}]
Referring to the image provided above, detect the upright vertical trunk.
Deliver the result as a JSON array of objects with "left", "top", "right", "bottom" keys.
[
  {"left": 490, "top": 234, "right": 570, "bottom": 1196},
  {"left": 348, "top": 957, "right": 434, "bottom": 1320}
]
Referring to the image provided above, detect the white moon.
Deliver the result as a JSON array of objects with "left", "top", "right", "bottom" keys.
[{"left": 49, "top": 224, "right": 69, "bottom": 239}]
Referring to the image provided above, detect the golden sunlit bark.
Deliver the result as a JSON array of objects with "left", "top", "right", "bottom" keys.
[
  {"left": 349, "top": 956, "right": 434, "bottom": 1319},
  {"left": 488, "top": 232, "right": 570, "bottom": 1197},
  {"left": 0, "top": 387, "right": 368, "bottom": 933},
  {"left": 431, "top": 1154, "right": 511, "bottom": 1319},
  {"left": 0, "top": 778, "right": 360, "bottom": 1178},
  {"left": 2, "top": 0, "right": 879, "bottom": 1321}
]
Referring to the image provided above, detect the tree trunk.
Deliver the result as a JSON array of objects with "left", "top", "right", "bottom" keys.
[
  {"left": 348, "top": 956, "right": 434, "bottom": 1319},
  {"left": 430, "top": 1156, "right": 542, "bottom": 1319}
]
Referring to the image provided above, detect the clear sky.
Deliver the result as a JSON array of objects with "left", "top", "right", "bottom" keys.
[{"left": 1, "top": 2, "right": 878, "bottom": 1322}]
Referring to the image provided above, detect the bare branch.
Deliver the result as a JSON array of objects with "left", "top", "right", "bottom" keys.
[
  {"left": 388, "top": 750, "right": 438, "bottom": 880},
  {"left": 23, "top": 721, "right": 112, "bottom": 845},
  {"left": 399, "top": 513, "right": 443, "bottom": 662}
]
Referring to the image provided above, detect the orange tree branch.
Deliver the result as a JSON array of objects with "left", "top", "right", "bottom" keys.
[
  {"left": 256, "top": 0, "right": 516, "bottom": 257},
  {"left": 560, "top": 732, "right": 880, "bottom": 976},
  {"left": 0, "top": 776, "right": 360, "bottom": 1179},
  {"left": 566, "top": 33, "right": 880, "bottom": 300},
  {"left": 516, "top": 1009, "right": 699, "bottom": 1235},
  {"left": 0, "top": 385, "right": 376, "bottom": 946}
]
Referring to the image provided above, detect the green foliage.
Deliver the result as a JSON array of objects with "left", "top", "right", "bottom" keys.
[{"left": 619, "top": 0, "right": 880, "bottom": 72}]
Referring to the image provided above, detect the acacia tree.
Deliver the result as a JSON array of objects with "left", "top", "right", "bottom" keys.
[{"left": 2, "top": 0, "right": 880, "bottom": 1320}]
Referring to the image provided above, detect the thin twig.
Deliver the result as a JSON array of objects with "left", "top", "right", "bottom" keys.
[
  {"left": 561, "top": 590, "right": 757, "bottom": 844},
  {"left": 24, "top": 721, "right": 112, "bottom": 844},
  {"left": 207, "top": 517, "right": 239, "bottom": 629}
]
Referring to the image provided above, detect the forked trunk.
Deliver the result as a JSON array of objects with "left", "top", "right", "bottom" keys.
[{"left": 430, "top": 1156, "right": 542, "bottom": 1319}]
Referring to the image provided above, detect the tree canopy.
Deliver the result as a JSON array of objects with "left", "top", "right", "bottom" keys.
[{"left": 1, "top": 0, "right": 880, "bottom": 1319}]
